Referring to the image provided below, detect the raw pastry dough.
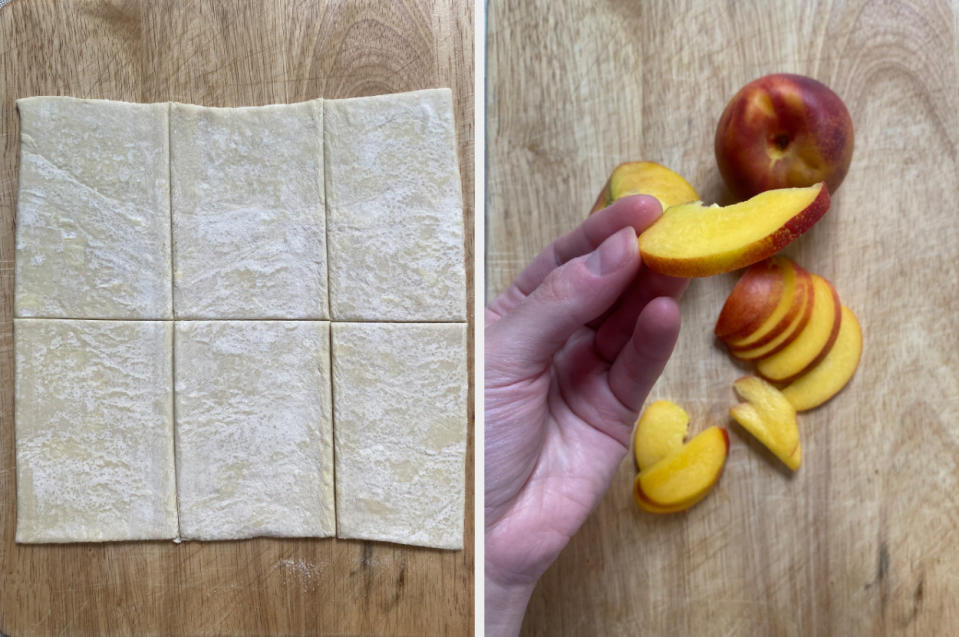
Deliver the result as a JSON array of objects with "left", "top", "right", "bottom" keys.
[
  {"left": 332, "top": 322, "right": 467, "bottom": 549},
  {"left": 170, "top": 101, "right": 328, "bottom": 319},
  {"left": 15, "top": 97, "right": 172, "bottom": 319},
  {"left": 174, "top": 321, "right": 335, "bottom": 540},
  {"left": 324, "top": 89, "right": 467, "bottom": 321},
  {"left": 15, "top": 319, "right": 177, "bottom": 542}
]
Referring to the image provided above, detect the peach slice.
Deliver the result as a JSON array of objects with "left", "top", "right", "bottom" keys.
[
  {"left": 782, "top": 305, "right": 862, "bottom": 411},
  {"left": 725, "top": 258, "right": 811, "bottom": 348},
  {"left": 590, "top": 161, "right": 699, "bottom": 214},
  {"left": 637, "top": 182, "right": 829, "bottom": 277},
  {"left": 633, "top": 426, "right": 730, "bottom": 508},
  {"left": 633, "top": 400, "right": 689, "bottom": 471},
  {"left": 714, "top": 257, "right": 788, "bottom": 341},
  {"left": 730, "top": 271, "right": 814, "bottom": 360},
  {"left": 756, "top": 273, "right": 841, "bottom": 382},
  {"left": 635, "top": 488, "right": 711, "bottom": 515},
  {"left": 729, "top": 376, "right": 801, "bottom": 470}
]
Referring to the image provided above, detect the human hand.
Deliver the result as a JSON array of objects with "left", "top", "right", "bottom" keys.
[{"left": 485, "top": 195, "right": 687, "bottom": 636}]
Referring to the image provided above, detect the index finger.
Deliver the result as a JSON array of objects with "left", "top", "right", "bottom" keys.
[{"left": 488, "top": 194, "right": 662, "bottom": 318}]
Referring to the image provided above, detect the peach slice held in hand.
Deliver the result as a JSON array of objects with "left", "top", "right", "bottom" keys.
[
  {"left": 590, "top": 161, "right": 699, "bottom": 214},
  {"left": 729, "top": 376, "right": 801, "bottom": 471},
  {"left": 782, "top": 305, "right": 862, "bottom": 411},
  {"left": 637, "top": 182, "right": 830, "bottom": 277},
  {"left": 756, "top": 273, "right": 841, "bottom": 383}
]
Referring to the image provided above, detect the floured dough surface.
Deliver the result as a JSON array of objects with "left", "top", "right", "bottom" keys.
[
  {"left": 325, "top": 89, "right": 466, "bottom": 321},
  {"left": 15, "top": 97, "right": 172, "bottom": 319},
  {"left": 332, "top": 322, "right": 467, "bottom": 549},
  {"left": 15, "top": 319, "right": 177, "bottom": 543},
  {"left": 171, "top": 101, "right": 328, "bottom": 319},
  {"left": 174, "top": 321, "right": 335, "bottom": 540}
]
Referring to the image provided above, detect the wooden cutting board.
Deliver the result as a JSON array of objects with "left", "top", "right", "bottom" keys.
[
  {"left": 0, "top": 1, "right": 474, "bottom": 635},
  {"left": 488, "top": 1, "right": 959, "bottom": 635}
]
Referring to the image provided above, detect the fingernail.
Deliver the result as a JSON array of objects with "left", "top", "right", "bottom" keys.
[{"left": 587, "top": 228, "right": 636, "bottom": 275}]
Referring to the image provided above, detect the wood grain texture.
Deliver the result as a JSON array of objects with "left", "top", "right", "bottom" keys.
[
  {"left": 0, "top": 1, "right": 473, "bottom": 635},
  {"left": 487, "top": 0, "right": 959, "bottom": 635}
]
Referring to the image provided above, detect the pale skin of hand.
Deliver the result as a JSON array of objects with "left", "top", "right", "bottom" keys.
[{"left": 485, "top": 195, "right": 688, "bottom": 636}]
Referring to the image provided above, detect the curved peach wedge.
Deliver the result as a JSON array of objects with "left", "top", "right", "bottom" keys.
[
  {"left": 756, "top": 273, "right": 841, "bottom": 383},
  {"left": 782, "top": 305, "right": 862, "bottom": 411},
  {"left": 591, "top": 161, "right": 699, "bottom": 214},
  {"left": 730, "top": 376, "right": 800, "bottom": 471},
  {"left": 637, "top": 182, "right": 829, "bottom": 277},
  {"left": 633, "top": 426, "right": 730, "bottom": 509},
  {"left": 731, "top": 270, "right": 813, "bottom": 361},
  {"left": 633, "top": 400, "right": 689, "bottom": 471}
]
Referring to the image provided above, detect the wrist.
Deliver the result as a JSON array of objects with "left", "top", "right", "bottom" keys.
[{"left": 484, "top": 562, "right": 538, "bottom": 637}]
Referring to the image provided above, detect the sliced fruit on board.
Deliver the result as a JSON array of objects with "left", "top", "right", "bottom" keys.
[
  {"left": 590, "top": 161, "right": 699, "bottom": 214},
  {"left": 634, "top": 487, "right": 711, "bottom": 515},
  {"left": 729, "top": 376, "right": 801, "bottom": 471},
  {"left": 724, "top": 258, "right": 810, "bottom": 348},
  {"left": 715, "top": 256, "right": 786, "bottom": 341},
  {"left": 637, "top": 182, "right": 829, "bottom": 277},
  {"left": 633, "top": 426, "right": 729, "bottom": 508},
  {"left": 782, "top": 305, "right": 862, "bottom": 411},
  {"left": 730, "top": 270, "right": 814, "bottom": 360},
  {"left": 633, "top": 400, "right": 689, "bottom": 471},
  {"left": 756, "top": 273, "right": 841, "bottom": 383}
]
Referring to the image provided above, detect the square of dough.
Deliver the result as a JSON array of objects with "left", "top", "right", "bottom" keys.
[
  {"left": 332, "top": 322, "right": 467, "bottom": 549},
  {"left": 15, "top": 319, "right": 177, "bottom": 543},
  {"left": 15, "top": 97, "right": 172, "bottom": 319},
  {"left": 174, "top": 321, "right": 335, "bottom": 540},
  {"left": 170, "top": 101, "right": 328, "bottom": 319},
  {"left": 325, "top": 89, "right": 467, "bottom": 321}
]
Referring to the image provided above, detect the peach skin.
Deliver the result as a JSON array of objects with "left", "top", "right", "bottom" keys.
[
  {"left": 725, "top": 258, "right": 810, "bottom": 349},
  {"left": 730, "top": 271, "right": 813, "bottom": 361},
  {"left": 715, "top": 73, "right": 854, "bottom": 199},
  {"left": 714, "top": 257, "right": 788, "bottom": 341}
]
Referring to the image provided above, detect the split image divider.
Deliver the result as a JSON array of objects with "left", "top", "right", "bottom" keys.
[{"left": 13, "top": 90, "right": 467, "bottom": 549}]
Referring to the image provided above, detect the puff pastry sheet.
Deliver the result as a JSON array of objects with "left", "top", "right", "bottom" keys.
[
  {"left": 171, "top": 101, "right": 328, "bottom": 319},
  {"left": 15, "top": 97, "right": 172, "bottom": 319},
  {"left": 15, "top": 319, "right": 177, "bottom": 543},
  {"left": 174, "top": 321, "right": 335, "bottom": 540},
  {"left": 14, "top": 91, "right": 467, "bottom": 548},
  {"left": 325, "top": 89, "right": 467, "bottom": 321},
  {"left": 332, "top": 322, "right": 467, "bottom": 549}
]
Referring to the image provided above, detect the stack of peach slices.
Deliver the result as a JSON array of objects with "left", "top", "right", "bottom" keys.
[{"left": 597, "top": 73, "right": 862, "bottom": 514}]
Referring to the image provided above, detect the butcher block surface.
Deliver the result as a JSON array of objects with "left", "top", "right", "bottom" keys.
[
  {"left": 487, "top": 1, "right": 959, "bottom": 635},
  {"left": 0, "top": 1, "right": 473, "bottom": 635}
]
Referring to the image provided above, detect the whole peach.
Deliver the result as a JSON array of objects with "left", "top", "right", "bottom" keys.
[{"left": 715, "top": 73, "right": 853, "bottom": 199}]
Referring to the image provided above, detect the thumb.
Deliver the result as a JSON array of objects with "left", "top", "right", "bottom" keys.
[{"left": 487, "top": 227, "right": 640, "bottom": 381}]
